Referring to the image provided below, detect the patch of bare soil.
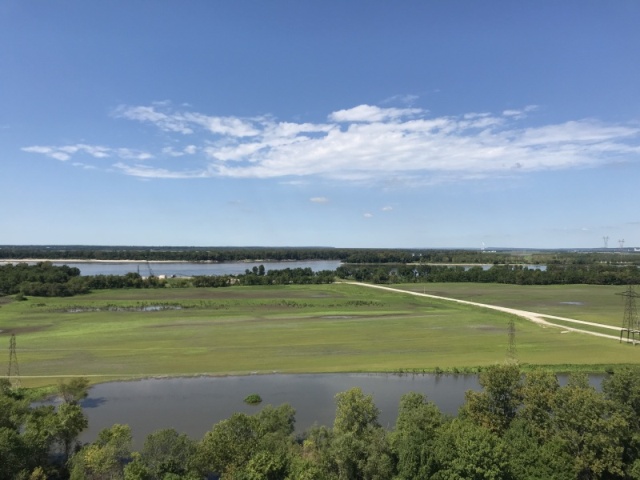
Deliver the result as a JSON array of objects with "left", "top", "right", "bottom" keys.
[{"left": 0, "top": 325, "right": 52, "bottom": 335}]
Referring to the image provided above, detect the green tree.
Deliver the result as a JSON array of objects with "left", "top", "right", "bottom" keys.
[
  {"left": 21, "top": 406, "right": 60, "bottom": 469},
  {"left": 196, "top": 412, "right": 258, "bottom": 476},
  {"left": 503, "top": 418, "right": 574, "bottom": 480},
  {"left": 331, "top": 388, "right": 393, "bottom": 480},
  {"left": 69, "top": 424, "right": 132, "bottom": 480},
  {"left": 518, "top": 369, "right": 559, "bottom": 441},
  {"left": 139, "top": 428, "right": 197, "bottom": 479},
  {"left": 334, "top": 388, "right": 380, "bottom": 436},
  {"left": 602, "top": 366, "right": 640, "bottom": 472},
  {"left": 431, "top": 418, "right": 511, "bottom": 480},
  {"left": 195, "top": 404, "right": 297, "bottom": 478},
  {"left": 391, "top": 392, "right": 443, "bottom": 479},
  {"left": 553, "top": 374, "right": 627, "bottom": 479},
  {"left": 56, "top": 402, "right": 88, "bottom": 462},
  {"left": 463, "top": 363, "right": 522, "bottom": 433},
  {"left": 59, "top": 377, "right": 90, "bottom": 405},
  {"left": 0, "top": 426, "right": 27, "bottom": 480}
]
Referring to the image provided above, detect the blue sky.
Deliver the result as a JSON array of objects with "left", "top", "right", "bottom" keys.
[{"left": 2, "top": 1, "right": 639, "bottom": 249}]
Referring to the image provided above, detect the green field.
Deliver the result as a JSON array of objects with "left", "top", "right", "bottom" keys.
[
  {"left": 0, "top": 283, "right": 637, "bottom": 387},
  {"left": 398, "top": 283, "right": 627, "bottom": 326}
]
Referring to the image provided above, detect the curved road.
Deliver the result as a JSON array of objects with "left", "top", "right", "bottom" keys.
[{"left": 344, "top": 282, "right": 627, "bottom": 343}]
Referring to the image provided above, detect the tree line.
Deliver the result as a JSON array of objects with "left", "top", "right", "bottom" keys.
[
  {"left": 4, "top": 365, "right": 640, "bottom": 479},
  {"left": 3, "top": 245, "right": 639, "bottom": 266},
  {"left": 2, "top": 261, "right": 640, "bottom": 299},
  {"left": 0, "top": 263, "right": 338, "bottom": 297},
  {"left": 0, "top": 264, "right": 165, "bottom": 297},
  {"left": 337, "top": 263, "right": 640, "bottom": 286}
]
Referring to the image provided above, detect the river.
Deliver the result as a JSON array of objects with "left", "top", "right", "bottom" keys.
[{"left": 21, "top": 260, "right": 342, "bottom": 277}]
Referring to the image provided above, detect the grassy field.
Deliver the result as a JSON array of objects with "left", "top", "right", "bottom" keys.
[{"left": 0, "top": 283, "right": 637, "bottom": 387}]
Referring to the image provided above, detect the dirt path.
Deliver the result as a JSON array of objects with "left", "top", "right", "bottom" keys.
[{"left": 345, "top": 282, "right": 626, "bottom": 343}]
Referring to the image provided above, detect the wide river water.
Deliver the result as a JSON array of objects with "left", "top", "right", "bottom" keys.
[
  {"left": 2, "top": 260, "right": 546, "bottom": 276},
  {"left": 72, "top": 372, "right": 602, "bottom": 448},
  {"left": 50, "top": 260, "right": 342, "bottom": 277}
]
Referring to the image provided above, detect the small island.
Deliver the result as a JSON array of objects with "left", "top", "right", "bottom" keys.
[{"left": 244, "top": 393, "right": 262, "bottom": 405}]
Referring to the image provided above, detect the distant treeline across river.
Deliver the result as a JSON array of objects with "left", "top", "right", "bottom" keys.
[{"left": 1, "top": 257, "right": 640, "bottom": 297}]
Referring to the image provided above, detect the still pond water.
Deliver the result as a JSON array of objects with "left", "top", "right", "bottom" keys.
[{"left": 76, "top": 373, "right": 601, "bottom": 448}]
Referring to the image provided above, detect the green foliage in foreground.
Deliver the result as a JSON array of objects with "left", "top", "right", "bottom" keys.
[{"left": 7, "top": 366, "right": 640, "bottom": 479}]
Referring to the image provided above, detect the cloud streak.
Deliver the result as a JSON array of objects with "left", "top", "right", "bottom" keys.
[{"left": 22, "top": 103, "right": 640, "bottom": 184}]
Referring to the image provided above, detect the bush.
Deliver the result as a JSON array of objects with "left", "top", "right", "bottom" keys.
[{"left": 244, "top": 394, "right": 262, "bottom": 405}]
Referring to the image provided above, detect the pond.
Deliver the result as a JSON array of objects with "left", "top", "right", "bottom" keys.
[
  {"left": 75, "top": 373, "right": 477, "bottom": 447},
  {"left": 73, "top": 372, "right": 603, "bottom": 448}
]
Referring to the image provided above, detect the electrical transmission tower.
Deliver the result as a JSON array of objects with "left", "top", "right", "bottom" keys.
[
  {"left": 619, "top": 239, "right": 625, "bottom": 250},
  {"left": 7, "top": 334, "right": 20, "bottom": 387},
  {"left": 506, "top": 317, "right": 518, "bottom": 363},
  {"left": 618, "top": 285, "right": 640, "bottom": 344},
  {"left": 603, "top": 236, "right": 609, "bottom": 249}
]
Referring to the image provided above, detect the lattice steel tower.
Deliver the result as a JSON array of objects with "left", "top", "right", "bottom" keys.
[
  {"left": 7, "top": 334, "right": 20, "bottom": 387},
  {"left": 506, "top": 317, "right": 518, "bottom": 363},
  {"left": 619, "top": 285, "right": 640, "bottom": 344}
]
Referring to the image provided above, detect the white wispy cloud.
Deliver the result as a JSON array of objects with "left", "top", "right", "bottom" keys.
[
  {"left": 502, "top": 105, "right": 538, "bottom": 119},
  {"left": 22, "top": 144, "right": 152, "bottom": 162},
  {"left": 113, "top": 105, "right": 194, "bottom": 134},
  {"left": 310, "top": 197, "right": 329, "bottom": 204},
  {"left": 382, "top": 206, "right": 393, "bottom": 211},
  {"left": 112, "top": 162, "right": 201, "bottom": 179},
  {"left": 328, "top": 104, "right": 422, "bottom": 123},
  {"left": 363, "top": 213, "right": 374, "bottom": 218},
  {"left": 22, "top": 144, "right": 112, "bottom": 161},
  {"left": 382, "top": 94, "right": 419, "bottom": 106},
  {"left": 162, "top": 145, "right": 198, "bottom": 157},
  {"left": 23, "top": 103, "right": 640, "bottom": 184}
]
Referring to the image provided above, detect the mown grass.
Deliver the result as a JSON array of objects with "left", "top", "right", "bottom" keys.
[{"left": 0, "top": 283, "right": 637, "bottom": 387}]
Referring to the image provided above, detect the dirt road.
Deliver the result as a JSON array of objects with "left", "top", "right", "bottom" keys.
[{"left": 345, "top": 282, "right": 626, "bottom": 343}]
